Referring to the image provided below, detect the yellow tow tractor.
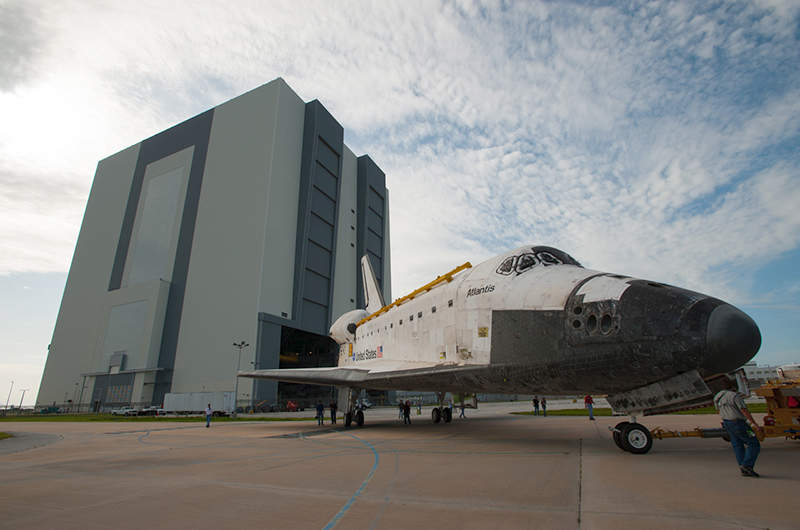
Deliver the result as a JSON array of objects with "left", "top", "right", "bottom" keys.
[{"left": 650, "top": 379, "right": 800, "bottom": 443}]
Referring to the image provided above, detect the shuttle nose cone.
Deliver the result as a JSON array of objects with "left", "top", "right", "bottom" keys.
[{"left": 701, "top": 304, "right": 761, "bottom": 374}]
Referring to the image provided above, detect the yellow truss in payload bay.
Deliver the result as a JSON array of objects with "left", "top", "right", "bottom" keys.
[{"left": 356, "top": 262, "right": 473, "bottom": 327}]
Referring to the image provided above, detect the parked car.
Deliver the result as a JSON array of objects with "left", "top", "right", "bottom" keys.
[
  {"left": 111, "top": 407, "right": 137, "bottom": 416},
  {"left": 138, "top": 406, "right": 166, "bottom": 416}
]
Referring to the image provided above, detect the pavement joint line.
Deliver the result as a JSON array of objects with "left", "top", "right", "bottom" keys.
[
  {"left": 0, "top": 445, "right": 338, "bottom": 486},
  {"left": 579, "top": 509, "right": 768, "bottom": 529},
  {"left": 578, "top": 438, "right": 583, "bottom": 528},
  {"left": 296, "top": 428, "right": 581, "bottom": 456},
  {"left": 318, "top": 429, "right": 380, "bottom": 530},
  {"left": 292, "top": 427, "right": 583, "bottom": 455},
  {"left": 366, "top": 442, "right": 400, "bottom": 530},
  {"left": 0, "top": 470, "right": 257, "bottom": 527},
  {"left": 219, "top": 449, "right": 347, "bottom": 482}
]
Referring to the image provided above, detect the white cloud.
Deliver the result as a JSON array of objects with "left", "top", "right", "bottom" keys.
[{"left": 1, "top": 0, "right": 799, "bottom": 311}]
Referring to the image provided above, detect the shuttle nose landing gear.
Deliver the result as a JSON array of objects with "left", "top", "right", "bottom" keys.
[{"left": 610, "top": 415, "right": 653, "bottom": 454}]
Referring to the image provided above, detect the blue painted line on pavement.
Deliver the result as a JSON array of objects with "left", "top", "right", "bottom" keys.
[{"left": 319, "top": 430, "right": 379, "bottom": 530}]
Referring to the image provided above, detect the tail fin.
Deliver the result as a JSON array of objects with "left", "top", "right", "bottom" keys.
[{"left": 361, "top": 255, "right": 385, "bottom": 313}]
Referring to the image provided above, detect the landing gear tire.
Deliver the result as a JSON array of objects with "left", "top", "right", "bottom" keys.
[
  {"left": 356, "top": 410, "right": 364, "bottom": 427},
  {"left": 344, "top": 412, "right": 352, "bottom": 427},
  {"left": 443, "top": 408, "right": 452, "bottom": 423},
  {"left": 432, "top": 408, "right": 441, "bottom": 423},
  {"left": 620, "top": 423, "right": 653, "bottom": 454},
  {"left": 612, "top": 422, "right": 629, "bottom": 450}
]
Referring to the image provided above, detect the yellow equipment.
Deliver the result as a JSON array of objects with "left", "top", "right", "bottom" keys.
[
  {"left": 754, "top": 379, "right": 800, "bottom": 440},
  {"left": 650, "top": 379, "right": 800, "bottom": 442}
]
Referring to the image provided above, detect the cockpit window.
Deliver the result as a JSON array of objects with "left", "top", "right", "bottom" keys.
[
  {"left": 497, "top": 257, "right": 515, "bottom": 275},
  {"left": 538, "top": 252, "right": 561, "bottom": 266},
  {"left": 496, "top": 246, "right": 582, "bottom": 275},
  {"left": 516, "top": 253, "right": 538, "bottom": 273}
]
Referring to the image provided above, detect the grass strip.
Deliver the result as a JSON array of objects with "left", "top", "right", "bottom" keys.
[
  {"left": 0, "top": 414, "right": 318, "bottom": 422},
  {"left": 512, "top": 403, "right": 767, "bottom": 416}
]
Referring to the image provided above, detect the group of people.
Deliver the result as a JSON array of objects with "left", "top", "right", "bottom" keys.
[
  {"left": 313, "top": 397, "right": 471, "bottom": 426},
  {"left": 532, "top": 396, "right": 547, "bottom": 416},
  {"left": 532, "top": 395, "right": 592, "bottom": 419},
  {"left": 397, "top": 400, "right": 467, "bottom": 423},
  {"left": 315, "top": 400, "right": 337, "bottom": 426}
]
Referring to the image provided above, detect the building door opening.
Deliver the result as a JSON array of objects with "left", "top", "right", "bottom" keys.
[{"left": 276, "top": 327, "right": 338, "bottom": 409}]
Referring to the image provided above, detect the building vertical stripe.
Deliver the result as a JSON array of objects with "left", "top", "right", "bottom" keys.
[
  {"left": 293, "top": 100, "right": 344, "bottom": 335},
  {"left": 107, "top": 110, "right": 215, "bottom": 404},
  {"left": 356, "top": 155, "right": 387, "bottom": 310}
]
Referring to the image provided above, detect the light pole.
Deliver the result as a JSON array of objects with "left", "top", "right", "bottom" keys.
[
  {"left": 72, "top": 383, "right": 79, "bottom": 413},
  {"left": 77, "top": 376, "right": 86, "bottom": 413},
  {"left": 232, "top": 341, "right": 249, "bottom": 417},
  {"left": 250, "top": 360, "right": 259, "bottom": 411},
  {"left": 5, "top": 380, "right": 12, "bottom": 410},
  {"left": 18, "top": 389, "right": 29, "bottom": 413}
]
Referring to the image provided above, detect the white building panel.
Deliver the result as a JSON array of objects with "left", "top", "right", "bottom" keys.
[
  {"left": 128, "top": 167, "right": 185, "bottom": 285},
  {"left": 96, "top": 301, "right": 148, "bottom": 372}
]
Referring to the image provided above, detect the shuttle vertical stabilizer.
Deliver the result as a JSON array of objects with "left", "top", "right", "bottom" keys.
[{"left": 361, "top": 255, "right": 385, "bottom": 314}]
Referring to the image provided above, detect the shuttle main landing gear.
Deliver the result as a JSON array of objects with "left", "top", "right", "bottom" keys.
[
  {"left": 343, "top": 387, "right": 364, "bottom": 428},
  {"left": 431, "top": 392, "right": 452, "bottom": 424}
]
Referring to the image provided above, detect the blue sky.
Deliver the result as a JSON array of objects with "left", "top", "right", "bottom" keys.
[{"left": 1, "top": 0, "right": 799, "bottom": 406}]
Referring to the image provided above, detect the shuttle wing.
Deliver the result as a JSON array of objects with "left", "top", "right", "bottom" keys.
[
  {"left": 239, "top": 367, "right": 370, "bottom": 386},
  {"left": 239, "top": 362, "right": 489, "bottom": 392}
]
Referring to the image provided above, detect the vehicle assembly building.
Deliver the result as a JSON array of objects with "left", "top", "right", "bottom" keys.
[{"left": 37, "top": 78, "right": 391, "bottom": 412}]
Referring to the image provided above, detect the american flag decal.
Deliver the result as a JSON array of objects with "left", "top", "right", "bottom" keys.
[{"left": 377, "top": 346, "right": 383, "bottom": 358}]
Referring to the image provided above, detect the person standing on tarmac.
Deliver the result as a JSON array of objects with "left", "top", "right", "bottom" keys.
[
  {"left": 316, "top": 400, "right": 325, "bottom": 426},
  {"left": 584, "top": 395, "right": 595, "bottom": 420},
  {"left": 204, "top": 404, "right": 213, "bottom": 428},
  {"left": 403, "top": 400, "right": 412, "bottom": 425},
  {"left": 714, "top": 389, "right": 763, "bottom": 477},
  {"left": 533, "top": 396, "right": 540, "bottom": 415},
  {"left": 541, "top": 397, "right": 547, "bottom": 417},
  {"left": 329, "top": 400, "right": 337, "bottom": 425}
]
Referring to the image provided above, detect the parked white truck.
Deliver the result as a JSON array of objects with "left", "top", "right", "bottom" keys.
[{"left": 163, "top": 392, "right": 235, "bottom": 416}]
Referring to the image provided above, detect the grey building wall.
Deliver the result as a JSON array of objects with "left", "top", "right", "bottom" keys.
[
  {"left": 170, "top": 80, "right": 307, "bottom": 405},
  {"left": 38, "top": 144, "right": 141, "bottom": 408},
  {"left": 37, "top": 78, "right": 391, "bottom": 410}
]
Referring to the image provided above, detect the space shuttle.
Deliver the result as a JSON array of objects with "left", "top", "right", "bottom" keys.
[{"left": 239, "top": 245, "right": 761, "bottom": 453}]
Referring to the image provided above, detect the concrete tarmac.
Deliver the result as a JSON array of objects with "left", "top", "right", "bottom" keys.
[{"left": 1, "top": 403, "right": 798, "bottom": 529}]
